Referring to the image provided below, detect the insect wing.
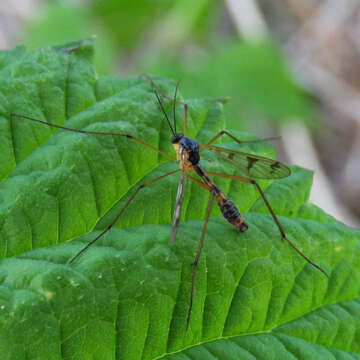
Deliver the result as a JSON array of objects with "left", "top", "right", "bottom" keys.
[
  {"left": 203, "top": 144, "right": 290, "bottom": 179},
  {"left": 170, "top": 148, "right": 186, "bottom": 244}
]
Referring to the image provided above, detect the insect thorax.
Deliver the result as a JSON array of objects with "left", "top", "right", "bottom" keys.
[{"left": 180, "top": 137, "right": 200, "bottom": 165}]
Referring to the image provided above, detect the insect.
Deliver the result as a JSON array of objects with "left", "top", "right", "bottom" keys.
[{"left": 11, "top": 77, "right": 328, "bottom": 329}]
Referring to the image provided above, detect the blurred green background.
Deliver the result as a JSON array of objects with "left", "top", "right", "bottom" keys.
[
  {"left": 21, "top": 0, "right": 315, "bottom": 135},
  {"left": 2, "top": 0, "right": 359, "bottom": 227}
]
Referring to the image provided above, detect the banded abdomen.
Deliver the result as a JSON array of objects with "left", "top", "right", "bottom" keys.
[
  {"left": 194, "top": 164, "right": 248, "bottom": 232},
  {"left": 216, "top": 196, "right": 248, "bottom": 232}
]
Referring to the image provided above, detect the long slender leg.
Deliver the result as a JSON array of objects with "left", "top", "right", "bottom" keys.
[
  {"left": 186, "top": 174, "right": 211, "bottom": 191},
  {"left": 10, "top": 113, "right": 176, "bottom": 161},
  {"left": 170, "top": 154, "right": 186, "bottom": 244},
  {"left": 187, "top": 192, "right": 215, "bottom": 330},
  {"left": 179, "top": 174, "right": 213, "bottom": 329},
  {"left": 205, "top": 130, "right": 280, "bottom": 147},
  {"left": 68, "top": 168, "right": 181, "bottom": 264},
  {"left": 206, "top": 171, "right": 329, "bottom": 278}
]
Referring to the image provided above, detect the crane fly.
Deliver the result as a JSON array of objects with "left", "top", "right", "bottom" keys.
[{"left": 11, "top": 76, "right": 328, "bottom": 330}]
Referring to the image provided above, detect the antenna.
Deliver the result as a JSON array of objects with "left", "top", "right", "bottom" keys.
[
  {"left": 153, "top": 89, "right": 176, "bottom": 136},
  {"left": 173, "top": 80, "right": 181, "bottom": 134}
]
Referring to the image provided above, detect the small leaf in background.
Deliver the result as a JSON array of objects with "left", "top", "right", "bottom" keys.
[{"left": 0, "top": 41, "right": 359, "bottom": 360}]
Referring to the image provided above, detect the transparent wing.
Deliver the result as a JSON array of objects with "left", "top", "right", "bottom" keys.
[
  {"left": 170, "top": 148, "right": 186, "bottom": 244},
  {"left": 202, "top": 144, "right": 291, "bottom": 179}
]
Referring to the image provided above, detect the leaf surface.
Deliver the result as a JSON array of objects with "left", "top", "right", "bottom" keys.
[{"left": 0, "top": 41, "right": 359, "bottom": 360}]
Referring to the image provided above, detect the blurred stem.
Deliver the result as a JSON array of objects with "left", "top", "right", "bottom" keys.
[
  {"left": 157, "top": 0, "right": 208, "bottom": 45},
  {"left": 134, "top": 0, "right": 208, "bottom": 67},
  {"left": 224, "top": 0, "right": 267, "bottom": 42},
  {"left": 282, "top": 122, "right": 360, "bottom": 227}
]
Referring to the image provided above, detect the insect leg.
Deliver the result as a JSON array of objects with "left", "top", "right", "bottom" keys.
[
  {"left": 205, "top": 130, "right": 280, "bottom": 147},
  {"left": 206, "top": 171, "right": 329, "bottom": 278},
  {"left": 186, "top": 191, "right": 215, "bottom": 330},
  {"left": 176, "top": 174, "right": 213, "bottom": 329},
  {"left": 68, "top": 168, "right": 181, "bottom": 264},
  {"left": 170, "top": 168, "right": 186, "bottom": 244},
  {"left": 186, "top": 174, "right": 211, "bottom": 191},
  {"left": 10, "top": 113, "right": 176, "bottom": 161}
]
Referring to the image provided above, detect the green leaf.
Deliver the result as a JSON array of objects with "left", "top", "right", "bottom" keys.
[
  {"left": 23, "top": 2, "right": 117, "bottom": 75},
  {"left": 0, "top": 41, "right": 359, "bottom": 360}
]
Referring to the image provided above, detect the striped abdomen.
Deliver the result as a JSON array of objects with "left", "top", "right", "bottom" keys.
[
  {"left": 216, "top": 196, "right": 248, "bottom": 232},
  {"left": 193, "top": 164, "right": 248, "bottom": 232}
]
